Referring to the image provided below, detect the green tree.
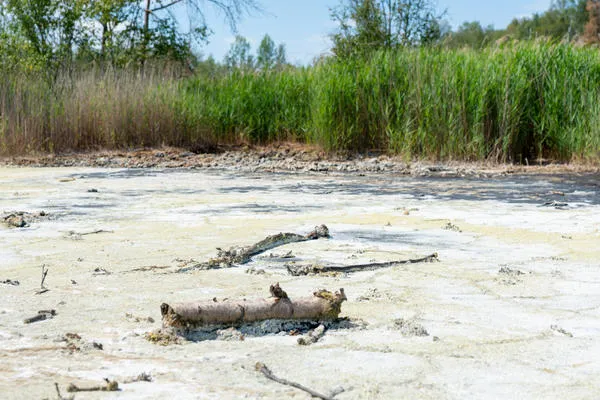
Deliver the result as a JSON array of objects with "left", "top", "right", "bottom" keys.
[
  {"left": 256, "top": 33, "right": 275, "bottom": 69},
  {"left": 256, "top": 34, "right": 287, "bottom": 70},
  {"left": 224, "top": 35, "right": 253, "bottom": 70},
  {"left": 275, "top": 43, "right": 287, "bottom": 68},
  {"left": 87, "top": 0, "right": 138, "bottom": 60},
  {"left": 330, "top": 0, "right": 386, "bottom": 58},
  {"left": 444, "top": 21, "right": 499, "bottom": 48},
  {"left": 5, "top": 0, "right": 84, "bottom": 73},
  {"left": 506, "top": 0, "right": 587, "bottom": 41},
  {"left": 142, "top": 0, "right": 260, "bottom": 59},
  {"left": 330, "top": 0, "right": 445, "bottom": 58}
]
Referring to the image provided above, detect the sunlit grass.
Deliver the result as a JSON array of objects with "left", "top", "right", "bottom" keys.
[{"left": 2, "top": 42, "right": 599, "bottom": 162}]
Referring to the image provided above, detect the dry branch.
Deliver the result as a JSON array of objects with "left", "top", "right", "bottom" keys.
[
  {"left": 67, "top": 379, "right": 119, "bottom": 393},
  {"left": 161, "top": 283, "right": 346, "bottom": 328},
  {"left": 255, "top": 362, "right": 334, "bottom": 400},
  {"left": 34, "top": 265, "right": 50, "bottom": 294},
  {"left": 123, "top": 372, "right": 152, "bottom": 384},
  {"left": 287, "top": 253, "right": 438, "bottom": 276},
  {"left": 54, "top": 382, "right": 74, "bottom": 400},
  {"left": 176, "top": 225, "right": 330, "bottom": 272},
  {"left": 297, "top": 324, "right": 326, "bottom": 345},
  {"left": 24, "top": 309, "right": 56, "bottom": 324},
  {"left": 64, "top": 229, "right": 113, "bottom": 239}
]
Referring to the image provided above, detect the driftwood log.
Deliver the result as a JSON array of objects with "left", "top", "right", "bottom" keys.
[
  {"left": 177, "top": 225, "right": 330, "bottom": 272},
  {"left": 286, "top": 253, "right": 438, "bottom": 276},
  {"left": 161, "top": 284, "right": 346, "bottom": 328}
]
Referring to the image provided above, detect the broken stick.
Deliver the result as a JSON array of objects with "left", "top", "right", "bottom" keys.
[
  {"left": 255, "top": 362, "right": 334, "bottom": 400},
  {"left": 24, "top": 309, "right": 56, "bottom": 324},
  {"left": 54, "top": 382, "right": 74, "bottom": 400},
  {"left": 64, "top": 229, "right": 113, "bottom": 240},
  {"left": 177, "top": 225, "right": 330, "bottom": 272},
  {"left": 35, "top": 265, "right": 49, "bottom": 294},
  {"left": 67, "top": 379, "right": 119, "bottom": 392},
  {"left": 287, "top": 253, "right": 438, "bottom": 276},
  {"left": 161, "top": 283, "right": 346, "bottom": 328},
  {"left": 297, "top": 324, "right": 326, "bottom": 345}
]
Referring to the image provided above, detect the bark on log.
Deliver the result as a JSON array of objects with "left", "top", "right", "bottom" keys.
[
  {"left": 286, "top": 253, "right": 438, "bottom": 276},
  {"left": 177, "top": 224, "right": 330, "bottom": 272},
  {"left": 161, "top": 284, "right": 346, "bottom": 328}
]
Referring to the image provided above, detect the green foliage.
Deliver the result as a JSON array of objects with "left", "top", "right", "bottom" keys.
[
  {"left": 256, "top": 34, "right": 287, "bottom": 70},
  {"left": 330, "top": 0, "right": 445, "bottom": 58},
  {"left": 505, "top": 0, "right": 587, "bottom": 41},
  {"left": 224, "top": 35, "right": 254, "bottom": 70},
  {"left": 5, "top": 0, "right": 84, "bottom": 74},
  {"left": 444, "top": 21, "right": 501, "bottom": 49},
  {"left": 256, "top": 34, "right": 276, "bottom": 69},
  {"left": 0, "top": 0, "right": 258, "bottom": 75},
  {"left": 2, "top": 43, "right": 599, "bottom": 163},
  {"left": 181, "top": 67, "right": 311, "bottom": 143},
  {"left": 309, "top": 43, "right": 600, "bottom": 162}
]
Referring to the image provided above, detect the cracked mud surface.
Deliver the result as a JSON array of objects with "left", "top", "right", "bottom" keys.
[{"left": 1, "top": 166, "right": 599, "bottom": 399}]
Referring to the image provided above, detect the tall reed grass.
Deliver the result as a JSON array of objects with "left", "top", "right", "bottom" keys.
[
  {"left": 0, "top": 66, "right": 209, "bottom": 154},
  {"left": 2, "top": 42, "right": 599, "bottom": 162},
  {"left": 309, "top": 43, "right": 600, "bottom": 162}
]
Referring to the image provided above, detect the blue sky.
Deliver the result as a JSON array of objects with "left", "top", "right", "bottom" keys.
[{"left": 195, "top": 0, "right": 553, "bottom": 64}]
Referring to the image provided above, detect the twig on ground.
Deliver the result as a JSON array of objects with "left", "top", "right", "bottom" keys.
[
  {"left": 124, "top": 265, "right": 170, "bottom": 273},
  {"left": 23, "top": 309, "right": 56, "bottom": 324},
  {"left": 539, "top": 201, "right": 568, "bottom": 209},
  {"left": 35, "top": 265, "right": 49, "bottom": 294},
  {"left": 1, "top": 279, "right": 19, "bottom": 286},
  {"left": 297, "top": 324, "right": 326, "bottom": 345},
  {"left": 255, "top": 362, "right": 334, "bottom": 400},
  {"left": 67, "top": 378, "right": 119, "bottom": 392},
  {"left": 287, "top": 253, "right": 439, "bottom": 276},
  {"left": 123, "top": 372, "right": 153, "bottom": 384},
  {"left": 64, "top": 229, "right": 113, "bottom": 240},
  {"left": 54, "top": 382, "right": 74, "bottom": 400}
]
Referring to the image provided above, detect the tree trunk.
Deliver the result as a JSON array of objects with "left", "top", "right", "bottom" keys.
[
  {"left": 142, "top": 0, "right": 152, "bottom": 64},
  {"left": 161, "top": 284, "right": 346, "bottom": 328}
]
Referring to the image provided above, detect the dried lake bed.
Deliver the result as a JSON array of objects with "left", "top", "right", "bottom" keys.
[{"left": 1, "top": 166, "right": 600, "bottom": 399}]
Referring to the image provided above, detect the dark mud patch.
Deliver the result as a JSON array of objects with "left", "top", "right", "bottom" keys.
[{"left": 149, "top": 318, "right": 364, "bottom": 343}]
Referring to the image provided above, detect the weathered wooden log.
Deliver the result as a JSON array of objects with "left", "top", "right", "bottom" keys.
[
  {"left": 176, "top": 225, "right": 330, "bottom": 272},
  {"left": 286, "top": 252, "right": 438, "bottom": 276},
  {"left": 161, "top": 284, "right": 346, "bottom": 328}
]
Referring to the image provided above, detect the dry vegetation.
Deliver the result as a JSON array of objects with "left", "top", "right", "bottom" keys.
[{"left": 2, "top": 43, "right": 600, "bottom": 163}]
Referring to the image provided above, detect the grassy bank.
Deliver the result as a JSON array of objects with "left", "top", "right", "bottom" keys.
[{"left": 2, "top": 43, "right": 600, "bottom": 162}]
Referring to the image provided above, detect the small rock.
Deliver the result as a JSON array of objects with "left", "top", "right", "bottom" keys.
[
  {"left": 443, "top": 222, "right": 462, "bottom": 232},
  {"left": 4, "top": 214, "right": 27, "bottom": 228},
  {"left": 498, "top": 266, "right": 524, "bottom": 275},
  {"left": 551, "top": 325, "right": 573, "bottom": 337},
  {"left": 245, "top": 267, "right": 266, "bottom": 275},
  {"left": 92, "top": 267, "right": 111, "bottom": 276},
  {"left": 393, "top": 318, "right": 429, "bottom": 337}
]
